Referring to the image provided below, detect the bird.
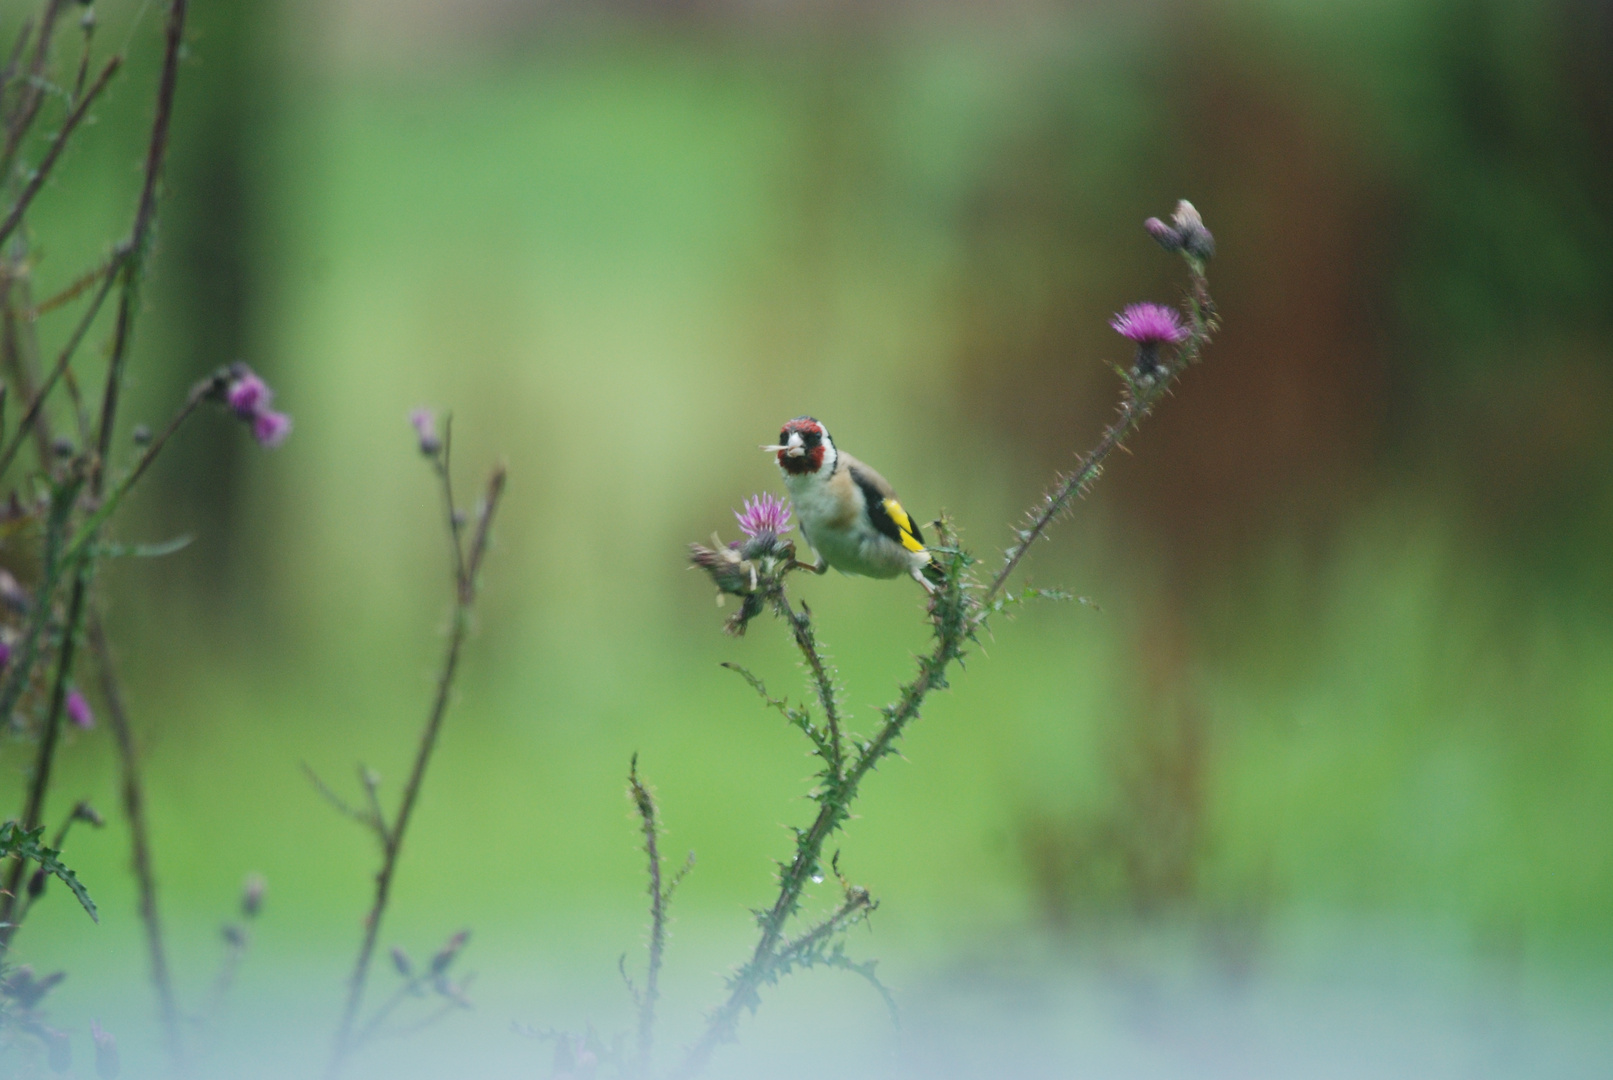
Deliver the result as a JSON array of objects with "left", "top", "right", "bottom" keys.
[{"left": 762, "top": 416, "right": 936, "bottom": 591}]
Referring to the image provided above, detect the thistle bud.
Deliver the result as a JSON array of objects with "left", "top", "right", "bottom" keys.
[
  {"left": 241, "top": 872, "right": 266, "bottom": 918},
  {"left": 1169, "top": 199, "right": 1215, "bottom": 261},
  {"left": 410, "top": 409, "right": 442, "bottom": 456},
  {"left": 72, "top": 801, "right": 105, "bottom": 828},
  {"left": 1143, "top": 216, "right": 1182, "bottom": 252},
  {"left": 430, "top": 930, "right": 469, "bottom": 975},
  {"left": 391, "top": 945, "right": 414, "bottom": 977}
]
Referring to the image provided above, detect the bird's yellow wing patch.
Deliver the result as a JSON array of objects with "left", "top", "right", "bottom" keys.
[{"left": 882, "top": 498, "right": 927, "bottom": 553}]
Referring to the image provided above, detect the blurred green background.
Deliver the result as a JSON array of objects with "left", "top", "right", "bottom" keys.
[{"left": 5, "top": 0, "right": 1613, "bottom": 1075}]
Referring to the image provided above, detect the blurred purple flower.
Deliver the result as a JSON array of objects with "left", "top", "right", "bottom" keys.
[
  {"left": 66, "top": 689, "right": 93, "bottom": 730},
  {"left": 1110, "top": 303, "right": 1189, "bottom": 346},
  {"left": 410, "top": 408, "right": 442, "bottom": 455},
  {"left": 226, "top": 372, "right": 272, "bottom": 419},
  {"left": 0, "top": 641, "right": 10, "bottom": 669},
  {"left": 735, "top": 493, "right": 792, "bottom": 537},
  {"left": 252, "top": 410, "right": 292, "bottom": 448}
]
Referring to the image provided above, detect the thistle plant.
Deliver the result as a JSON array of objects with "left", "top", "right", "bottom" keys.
[
  {"left": 669, "top": 200, "right": 1220, "bottom": 1077},
  {"left": 0, "top": 0, "right": 303, "bottom": 1070},
  {"left": 317, "top": 412, "right": 505, "bottom": 1078}
]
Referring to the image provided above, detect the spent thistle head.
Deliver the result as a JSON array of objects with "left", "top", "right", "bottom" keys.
[{"left": 1145, "top": 199, "right": 1215, "bottom": 261}]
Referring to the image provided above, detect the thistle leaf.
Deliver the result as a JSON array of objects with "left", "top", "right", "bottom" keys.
[{"left": 0, "top": 822, "right": 96, "bottom": 922}]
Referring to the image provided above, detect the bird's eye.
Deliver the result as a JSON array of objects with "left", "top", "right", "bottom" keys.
[{"left": 779, "top": 430, "right": 790, "bottom": 443}]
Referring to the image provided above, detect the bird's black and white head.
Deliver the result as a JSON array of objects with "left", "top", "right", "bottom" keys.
[{"left": 762, "top": 416, "right": 837, "bottom": 478}]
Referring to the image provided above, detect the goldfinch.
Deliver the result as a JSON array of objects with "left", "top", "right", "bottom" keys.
[{"left": 762, "top": 416, "right": 935, "bottom": 591}]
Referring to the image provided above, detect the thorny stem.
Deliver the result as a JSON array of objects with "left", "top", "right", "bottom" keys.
[
  {"left": 0, "top": 481, "right": 87, "bottom": 950},
  {"left": 675, "top": 541, "right": 971, "bottom": 1080},
  {"left": 89, "top": 615, "right": 183, "bottom": 1068},
  {"left": 0, "top": 254, "right": 123, "bottom": 481},
  {"left": 326, "top": 462, "right": 506, "bottom": 1078},
  {"left": 773, "top": 887, "right": 875, "bottom": 971},
  {"left": 95, "top": 0, "right": 188, "bottom": 491},
  {"left": 629, "top": 758, "right": 667, "bottom": 1077},
  {"left": 983, "top": 256, "right": 1216, "bottom": 607},
  {"left": 770, "top": 592, "right": 842, "bottom": 779},
  {"left": 0, "top": 0, "right": 69, "bottom": 184}
]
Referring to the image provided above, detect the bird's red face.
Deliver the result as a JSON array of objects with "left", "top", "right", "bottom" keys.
[{"left": 764, "top": 417, "right": 830, "bottom": 476}]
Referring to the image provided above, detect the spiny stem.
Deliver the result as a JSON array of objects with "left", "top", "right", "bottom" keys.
[
  {"left": 0, "top": 551, "right": 89, "bottom": 951},
  {"left": 676, "top": 549, "right": 971, "bottom": 1079},
  {"left": 983, "top": 260, "right": 1216, "bottom": 607},
  {"left": 0, "top": 257, "right": 124, "bottom": 481},
  {"left": 771, "top": 591, "right": 842, "bottom": 780},
  {"left": 0, "top": 0, "right": 70, "bottom": 185},
  {"left": 629, "top": 757, "right": 668, "bottom": 1078},
  {"left": 326, "top": 463, "right": 505, "bottom": 1078},
  {"left": 93, "top": 0, "right": 187, "bottom": 489}
]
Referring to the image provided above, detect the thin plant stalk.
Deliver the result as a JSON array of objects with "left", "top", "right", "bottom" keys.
[
  {"left": 89, "top": 615, "right": 183, "bottom": 1067},
  {"left": 983, "top": 255, "right": 1215, "bottom": 607},
  {"left": 326, "top": 460, "right": 507, "bottom": 1077},
  {"left": 0, "top": 53, "right": 121, "bottom": 249},
  {"left": 628, "top": 758, "right": 672, "bottom": 1077}
]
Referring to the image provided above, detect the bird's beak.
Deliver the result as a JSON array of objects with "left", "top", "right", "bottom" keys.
[{"left": 760, "top": 443, "right": 807, "bottom": 458}]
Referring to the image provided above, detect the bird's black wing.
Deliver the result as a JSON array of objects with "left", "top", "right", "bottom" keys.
[{"left": 849, "top": 465, "right": 926, "bottom": 552}]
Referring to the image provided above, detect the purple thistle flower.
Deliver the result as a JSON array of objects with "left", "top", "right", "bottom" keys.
[
  {"left": 1110, "top": 302, "right": 1189, "bottom": 346},
  {"left": 252, "top": 410, "right": 292, "bottom": 448},
  {"left": 0, "top": 641, "right": 10, "bottom": 669},
  {"left": 226, "top": 372, "right": 272, "bottom": 419},
  {"left": 410, "top": 408, "right": 442, "bottom": 455},
  {"left": 66, "top": 689, "right": 93, "bottom": 730},
  {"left": 735, "top": 492, "right": 792, "bottom": 537}
]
